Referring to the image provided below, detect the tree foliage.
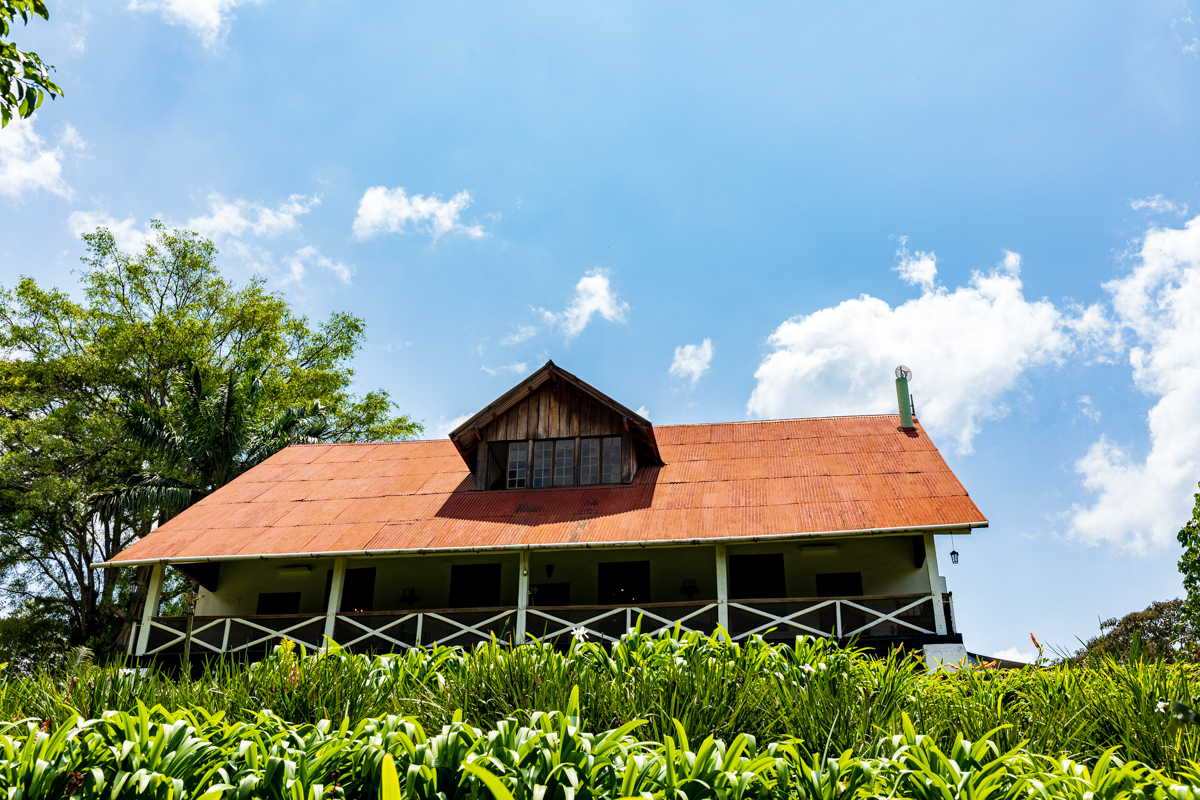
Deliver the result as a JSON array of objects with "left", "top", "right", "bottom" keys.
[
  {"left": 0, "top": 223, "right": 420, "bottom": 653},
  {"left": 93, "top": 362, "right": 329, "bottom": 521},
  {"left": 1070, "top": 598, "right": 1199, "bottom": 664},
  {"left": 1178, "top": 481, "right": 1200, "bottom": 629},
  {"left": 0, "top": 0, "right": 63, "bottom": 126}
]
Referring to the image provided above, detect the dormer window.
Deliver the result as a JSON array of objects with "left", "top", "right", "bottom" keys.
[
  {"left": 554, "top": 439, "right": 574, "bottom": 486},
  {"left": 531, "top": 441, "right": 551, "bottom": 487},
  {"left": 503, "top": 437, "right": 617, "bottom": 489},
  {"left": 450, "top": 361, "right": 663, "bottom": 491},
  {"left": 580, "top": 438, "right": 599, "bottom": 485},
  {"left": 507, "top": 442, "right": 527, "bottom": 489},
  {"left": 580, "top": 436, "right": 621, "bottom": 485}
]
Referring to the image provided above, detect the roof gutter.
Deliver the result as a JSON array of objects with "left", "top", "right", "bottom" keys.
[{"left": 89, "top": 520, "right": 987, "bottom": 569}]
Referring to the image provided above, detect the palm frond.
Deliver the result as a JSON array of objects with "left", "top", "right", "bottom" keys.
[
  {"left": 123, "top": 403, "right": 188, "bottom": 468},
  {"left": 90, "top": 474, "right": 202, "bottom": 521},
  {"left": 240, "top": 401, "right": 330, "bottom": 472}
]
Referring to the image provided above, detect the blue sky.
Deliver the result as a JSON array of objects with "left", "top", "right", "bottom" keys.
[{"left": 2, "top": 0, "right": 1199, "bottom": 660}]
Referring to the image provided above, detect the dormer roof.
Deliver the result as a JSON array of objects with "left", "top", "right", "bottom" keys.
[{"left": 446, "top": 360, "right": 662, "bottom": 471}]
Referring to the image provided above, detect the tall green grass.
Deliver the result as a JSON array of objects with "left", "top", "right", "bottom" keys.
[
  {"left": 3, "top": 697, "right": 1200, "bottom": 800},
  {"left": 3, "top": 629, "right": 1198, "bottom": 772}
]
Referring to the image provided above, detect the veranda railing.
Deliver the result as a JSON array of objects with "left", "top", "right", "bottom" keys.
[{"left": 133, "top": 592, "right": 953, "bottom": 657}]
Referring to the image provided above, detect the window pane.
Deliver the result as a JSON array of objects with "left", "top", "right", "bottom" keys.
[
  {"left": 555, "top": 439, "right": 575, "bottom": 486},
  {"left": 580, "top": 438, "right": 599, "bottom": 485},
  {"left": 507, "top": 442, "right": 527, "bottom": 489},
  {"left": 602, "top": 436, "right": 621, "bottom": 484},
  {"left": 532, "top": 440, "right": 553, "bottom": 488}
]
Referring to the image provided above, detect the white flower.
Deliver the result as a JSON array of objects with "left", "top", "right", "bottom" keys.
[
  {"left": 801, "top": 664, "right": 816, "bottom": 674},
  {"left": 1157, "top": 701, "right": 1169, "bottom": 713},
  {"left": 571, "top": 627, "right": 589, "bottom": 641}
]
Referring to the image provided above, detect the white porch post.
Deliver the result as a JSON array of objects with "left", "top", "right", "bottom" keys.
[
  {"left": 516, "top": 550, "right": 530, "bottom": 642},
  {"left": 135, "top": 563, "right": 165, "bottom": 656},
  {"left": 923, "top": 532, "right": 948, "bottom": 635},
  {"left": 324, "top": 556, "right": 347, "bottom": 645},
  {"left": 715, "top": 544, "right": 729, "bottom": 637}
]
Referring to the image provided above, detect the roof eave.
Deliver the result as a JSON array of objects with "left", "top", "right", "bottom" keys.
[{"left": 90, "top": 519, "right": 988, "bottom": 568}]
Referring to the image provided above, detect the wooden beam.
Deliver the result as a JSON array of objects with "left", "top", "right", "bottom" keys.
[
  {"left": 715, "top": 544, "right": 729, "bottom": 637},
  {"left": 516, "top": 550, "right": 530, "bottom": 642},
  {"left": 135, "top": 563, "right": 165, "bottom": 656},
  {"left": 923, "top": 532, "right": 948, "bottom": 635},
  {"left": 324, "top": 556, "right": 347, "bottom": 643},
  {"left": 475, "top": 442, "right": 489, "bottom": 490}
]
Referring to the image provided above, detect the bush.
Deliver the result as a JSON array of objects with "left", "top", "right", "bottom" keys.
[
  {"left": 2, "top": 629, "right": 1199, "bottom": 772},
  {"left": 1070, "top": 599, "right": 1199, "bottom": 664},
  {"left": 1, "top": 699, "right": 1198, "bottom": 800}
]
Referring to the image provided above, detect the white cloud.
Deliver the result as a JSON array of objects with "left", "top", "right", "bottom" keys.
[
  {"left": 991, "top": 646, "right": 1035, "bottom": 663},
  {"left": 70, "top": 193, "right": 318, "bottom": 252},
  {"left": 501, "top": 325, "right": 539, "bottom": 345},
  {"left": 433, "top": 414, "right": 472, "bottom": 439},
  {"left": 893, "top": 237, "right": 938, "bottom": 290},
  {"left": 1131, "top": 194, "right": 1188, "bottom": 216},
  {"left": 67, "top": 211, "right": 158, "bottom": 252},
  {"left": 747, "top": 248, "right": 1075, "bottom": 454},
  {"left": 280, "top": 245, "right": 354, "bottom": 286},
  {"left": 0, "top": 116, "right": 83, "bottom": 200},
  {"left": 352, "top": 186, "right": 484, "bottom": 240},
  {"left": 670, "top": 339, "right": 714, "bottom": 387},
  {"left": 635, "top": 406, "right": 651, "bottom": 420},
  {"left": 65, "top": 9, "right": 91, "bottom": 53},
  {"left": 538, "top": 269, "right": 629, "bottom": 339},
  {"left": 186, "top": 193, "right": 318, "bottom": 240},
  {"left": 481, "top": 362, "right": 529, "bottom": 377},
  {"left": 1077, "top": 396, "right": 1101, "bottom": 423},
  {"left": 1070, "top": 215, "right": 1200, "bottom": 551},
  {"left": 127, "top": 0, "right": 265, "bottom": 46}
]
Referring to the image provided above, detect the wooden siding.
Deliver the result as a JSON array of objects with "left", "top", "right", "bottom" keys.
[
  {"left": 476, "top": 380, "right": 635, "bottom": 488},
  {"left": 483, "top": 380, "right": 625, "bottom": 442}
]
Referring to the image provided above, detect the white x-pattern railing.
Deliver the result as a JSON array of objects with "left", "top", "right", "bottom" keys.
[
  {"left": 526, "top": 603, "right": 718, "bottom": 643},
  {"left": 139, "top": 615, "right": 327, "bottom": 657},
  {"left": 334, "top": 609, "right": 517, "bottom": 650},
  {"left": 138, "top": 593, "right": 942, "bottom": 656},
  {"left": 728, "top": 594, "right": 936, "bottom": 641},
  {"left": 138, "top": 609, "right": 519, "bottom": 655}
]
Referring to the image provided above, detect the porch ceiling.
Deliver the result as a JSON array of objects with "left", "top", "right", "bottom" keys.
[{"left": 96, "top": 415, "right": 988, "bottom": 567}]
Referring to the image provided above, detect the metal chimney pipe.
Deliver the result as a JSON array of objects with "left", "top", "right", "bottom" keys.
[{"left": 895, "top": 366, "right": 915, "bottom": 429}]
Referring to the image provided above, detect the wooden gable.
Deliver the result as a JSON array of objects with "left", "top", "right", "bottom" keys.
[{"left": 448, "top": 361, "right": 662, "bottom": 490}]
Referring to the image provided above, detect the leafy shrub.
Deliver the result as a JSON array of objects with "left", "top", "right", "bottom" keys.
[
  {"left": 2, "top": 628, "right": 1199, "bottom": 773},
  {"left": 1070, "top": 599, "right": 1200, "bottom": 664},
  {"left": 2, "top": 697, "right": 1199, "bottom": 800}
]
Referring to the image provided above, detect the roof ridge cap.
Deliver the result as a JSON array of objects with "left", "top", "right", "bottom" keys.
[{"left": 657, "top": 414, "right": 904, "bottom": 428}]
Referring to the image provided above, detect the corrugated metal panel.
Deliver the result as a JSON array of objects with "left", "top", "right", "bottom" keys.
[{"left": 105, "top": 416, "right": 987, "bottom": 563}]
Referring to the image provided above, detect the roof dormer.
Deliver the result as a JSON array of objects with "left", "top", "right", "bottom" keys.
[{"left": 448, "top": 361, "right": 662, "bottom": 490}]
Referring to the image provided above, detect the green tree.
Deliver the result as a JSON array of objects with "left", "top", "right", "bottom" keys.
[
  {"left": 1069, "top": 598, "right": 1198, "bottom": 664},
  {"left": 0, "top": 223, "right": 420, "bottom": 653},
  {"left": 0, "top": 598, "right": 70, "bottom": 674},
  {"left": 1, "top": 0, "right": 63, "bottom": 126},
  {"left": 1179, "top": 481, "right": 1200, "bottom": 632},
  {"left": 94, "top": 362, "right": 330, "bottom": 520}
]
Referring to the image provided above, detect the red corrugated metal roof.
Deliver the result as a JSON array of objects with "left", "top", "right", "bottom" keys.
[{"left": 102, "top": 415, "right": 987, "bottom": 564}]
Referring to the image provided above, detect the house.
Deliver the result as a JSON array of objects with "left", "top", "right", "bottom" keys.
[{"left": 96, "top": 361, "right": 986, "bottom": 668}]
